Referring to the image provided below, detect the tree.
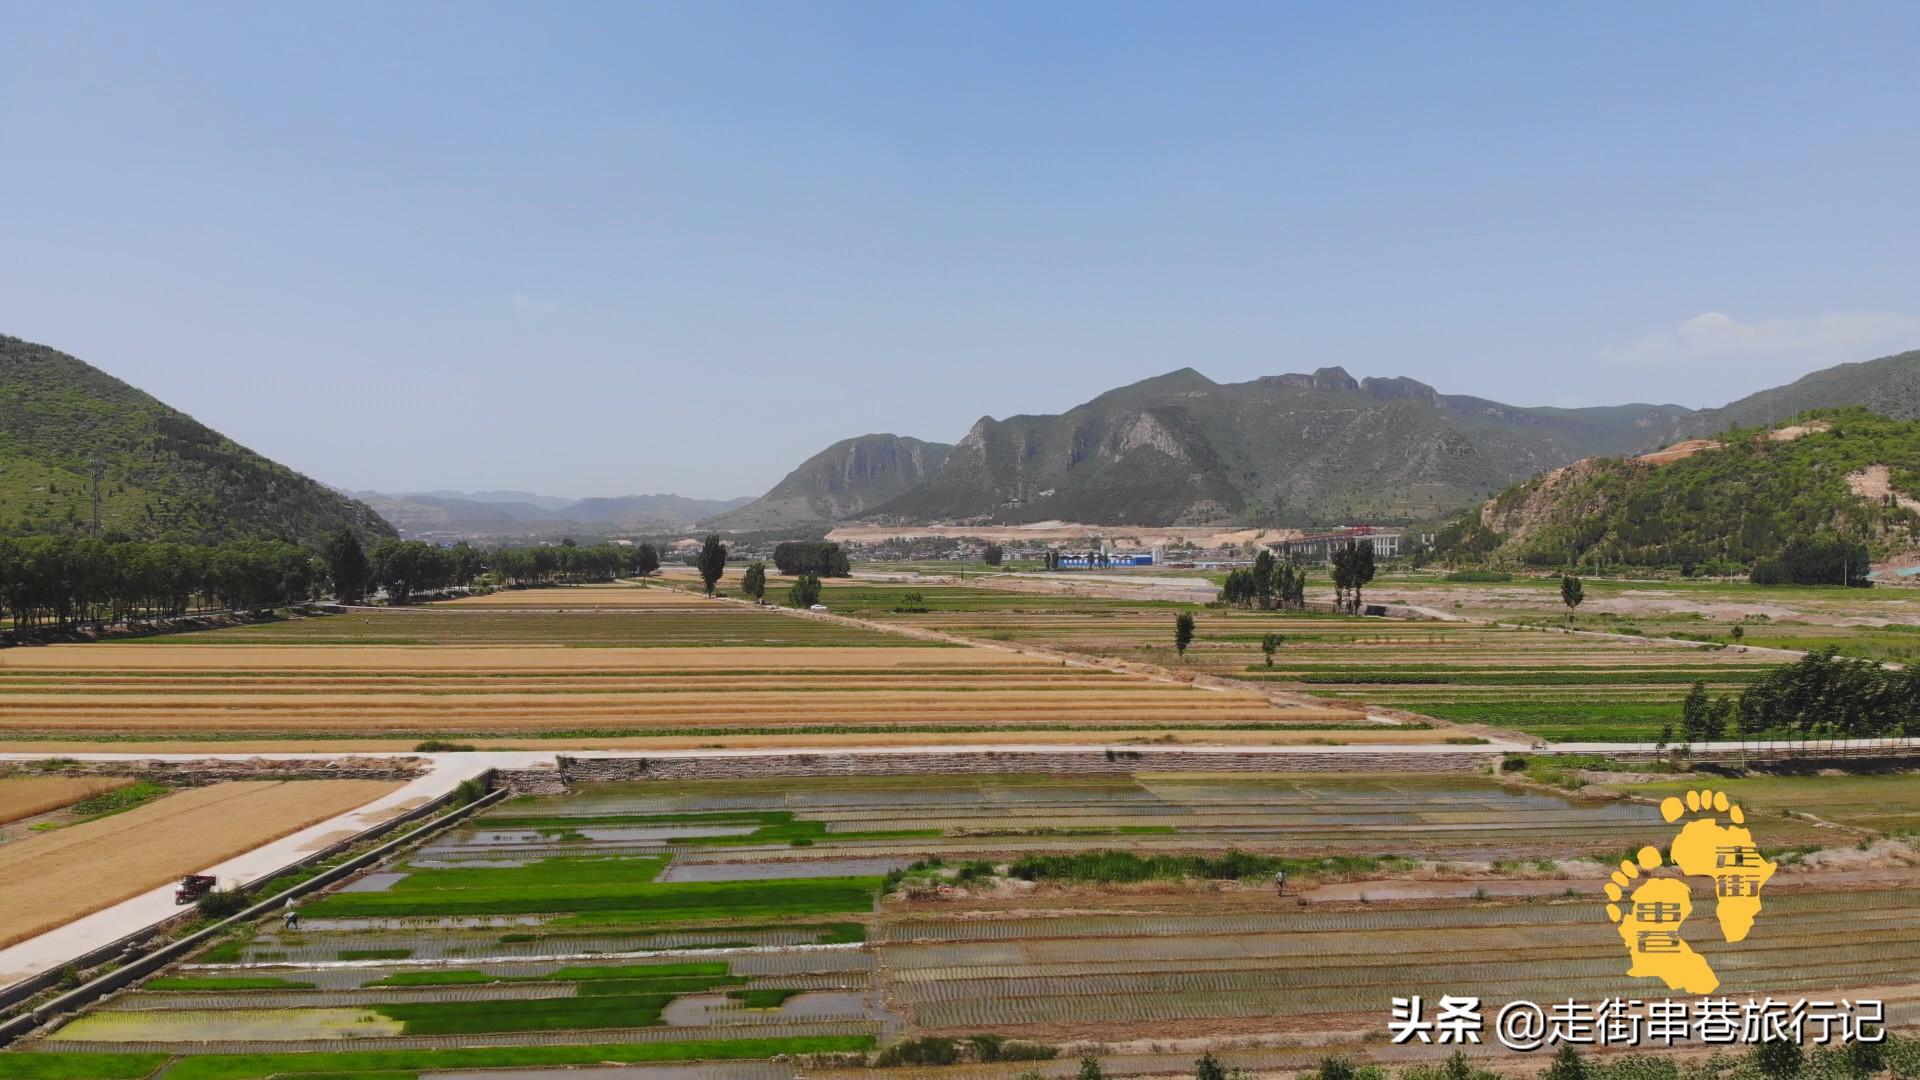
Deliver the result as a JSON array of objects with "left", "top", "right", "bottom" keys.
[
  {"left": 1261, "top": 632, "right": 1282, "bottom": 669},
  {"left": 696, "top": 534, "right": 728, "bottom": 596},
  {"left": 772, "top": 541, "right": 850, "bottom": 577},
  {"left": 788, "top": 574, "right": 822, "bottom": 609},
  {"left": 1078, "top": 1056, "right": 1106, "bottom": 1080},
  {"left": 741, "top": 561, "right": 767, "bottom": 602},
  {"left": 1174, "top": 612, "right": 1195, "bottom": 658},
  {"left": 1351, "top": 540, "right": 1375, "bottom": 613},
  {"left": 1194, "top": 1052, "right": 1228, "bottom": 1080},
  {"left": 1313, "top": 1058, "right": 1355, "bottom": 1080},
  {"left": 983, "top": 543, "right": 1004, "bottom": 567},
  {"left": 1681, "top": 680, "right": 1710, "bottom": 745},
  {"left": 323, "top": 529, "right": 369, "bottom": 604},
  {"left": 1543, "top": 1045, "right": 1588, "bottom": 1080},
  {"left": 1754, "top": 1037, "right": 1804, "bottom": 1080},
  {"left": 1560, "top": 574, "right": 1584, "bottom": 627},
  {"left": 632, "top": 542, "right": 661, "bottom": 577},
  {"left": 1251, "top": 549, "right": 1276, "bottom": 609}
]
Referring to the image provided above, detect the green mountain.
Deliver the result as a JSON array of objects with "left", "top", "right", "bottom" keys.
[
  {"left": 706, "top": 434, "right": 952, "bottom": 531},
  {"left": 1447, "top": 408, "right": 1920, "bottom": 569},
  {"left": 1673, "top": 350, "right": 1920, "bottom": 438},
  {"left": 864, "top": 368, "right": 1691, "bottom": 526},
  {"left": 0, "top": 334, "right": 393, "bottom": 546}
]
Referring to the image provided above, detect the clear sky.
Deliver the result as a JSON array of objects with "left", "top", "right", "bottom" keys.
[{"left": 3, "top": 3, "right": 1917, "bottom": 499}]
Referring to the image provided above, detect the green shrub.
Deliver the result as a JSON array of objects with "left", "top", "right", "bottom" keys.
[
  {"left": 195, "top": 887, "right": 252, "bottom": 919},
  {"left": 874, "top": 1037, "right": 960, "bottom": 1067}
]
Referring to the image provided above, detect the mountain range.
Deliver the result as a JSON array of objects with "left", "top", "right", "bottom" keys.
[
  {"left": 343, "top": 489, "right": 753, "bottom": 540},
  {"left": 715, "top": 351, "right": 1920, "bottom": 530},
  {"left": 10, "top": 330, "right": 1920, "bottom": 546}
]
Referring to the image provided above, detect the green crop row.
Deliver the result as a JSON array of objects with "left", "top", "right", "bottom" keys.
[
  {"left": 3, "top": 1035, "right": 877, "bottom": 1080},
  {"left": 303, "top": 875, "right": 883, "bottom": 920}
]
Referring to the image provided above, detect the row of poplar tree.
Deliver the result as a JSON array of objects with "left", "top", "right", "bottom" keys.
[{"left": 0, "top": 531, "right": 666, "bottom": 633}]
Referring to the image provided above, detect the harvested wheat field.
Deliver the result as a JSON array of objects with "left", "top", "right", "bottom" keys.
[
  {"left": 0, "top": 779, "right": 399, "bottom": 948},
  {"left": 432, "top": 583, "right": 712, "bottom": 608},
  {"left": 0, "top": 643, "right": 1365, "bottom": 744},
  {"left": 0, "top": 776, "right": 134, "bottom": 825}
]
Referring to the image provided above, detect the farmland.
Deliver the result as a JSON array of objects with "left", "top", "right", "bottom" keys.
[
  {"left": 0, "top": 776, "right": 136, "bottom": 826},
  {"left": 784, "top": 577, "right": 1784, "bottom": 743},
  {"left": 0, "top": 781, "right": 401, "bottom": 949},
  {"left": 7, "top": 770, "right": 1915, "bottom": 1079},
  {"left": 0, "top": 585, "right": 1376, "bottom": 751}
]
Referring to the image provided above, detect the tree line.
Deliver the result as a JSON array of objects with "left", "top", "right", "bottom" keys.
[
  {"left": 2, "top": 531, "right": 667, "bottom": 635},
  {"left": 1, "top": 535, "right": 321, "bottom": 631},
  {"left": 1675, "top": 647, "right": 1920, "bottom": 751}
]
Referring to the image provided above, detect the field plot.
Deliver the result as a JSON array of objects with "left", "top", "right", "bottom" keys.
[
  {"left": 0, "top": 593, "right": 1364, "bottom": 746},
  {"left": 880, "top": 886, "right": 1919, "bottom": 1035},
  {"left": 1618, "top": 772, "right": 1920, "bottom": 836},
  {"left": 821, "top": 581, "right": 1782, "bottom": 741},
  {"left": 1367, "top": 574, "right": 1920, "bottom": 664},
  {"left": 12, "top": 772, "right": 1912, "bottom": 1079},
  {"left": 0, "top": 775, "right": 134, "bottom": 825},
  {"left": 0, "top": 780, "right": 399, "bottom": 949}
]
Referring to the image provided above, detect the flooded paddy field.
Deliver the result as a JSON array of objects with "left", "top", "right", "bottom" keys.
[{"left": 10, "top": 771, "right": 1915, "bottom": 1079}]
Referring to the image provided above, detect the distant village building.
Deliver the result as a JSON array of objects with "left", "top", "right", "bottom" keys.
[
  {"left": 1052, "top": 547, "right": 1165, "bottom": 570},
  {"left": 1267, "top": 528, "right": 1401, "bottom": 564}
]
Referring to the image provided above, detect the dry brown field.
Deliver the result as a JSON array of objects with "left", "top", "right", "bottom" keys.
[
  {"left": 432, "top": 583, "right": 712, "bottom": 607},
  {"left": 0, "top": 643, "right": 1363, "bottom": 745},
  {"left": 0, "top": 779, "right": 400, "bottom": 948},
  {"left": 0, "top": 776, "right": 134, "bottom": 825}
]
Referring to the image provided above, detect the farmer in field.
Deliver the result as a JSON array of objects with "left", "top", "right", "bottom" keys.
[{"left": 282, "top": 904, "right": 299, "bottom": 931}]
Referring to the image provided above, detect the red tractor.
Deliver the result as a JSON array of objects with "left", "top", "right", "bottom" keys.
[{"left": 174, "top": 874, "right": 217, "bottom": 905}]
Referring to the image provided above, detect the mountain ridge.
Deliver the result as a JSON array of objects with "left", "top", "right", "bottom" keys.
[
  {"left": 0, "top": 334, "right": 392, "bottom": 547},
  {"left": 346, "top": 489, "right": 753, "bottom": 539}
]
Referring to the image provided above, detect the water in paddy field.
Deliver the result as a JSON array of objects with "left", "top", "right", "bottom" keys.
[
  {"left": 658, "top": 857, "right": 913, "bottom": 883},
  {"left": 32, "top": 767, "right": 1909, "bottom": 1064}
]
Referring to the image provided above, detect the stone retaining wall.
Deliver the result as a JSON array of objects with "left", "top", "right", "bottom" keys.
[
  {"left": 492, "top": 748, "right": 1502, "bottom": 793},
  {"left": 0, "top": 757, "right": 426, "bottom": 784}
]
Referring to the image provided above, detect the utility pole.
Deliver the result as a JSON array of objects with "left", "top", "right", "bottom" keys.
[{"left": 89, "top": 457, "right": 104, "bottom": 538}]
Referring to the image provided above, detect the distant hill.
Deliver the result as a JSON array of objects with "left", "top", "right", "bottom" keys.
[
  {"left": 861, "top": 368, "right": 1689, "bottom": 526},
  {"left": 348, "top": 489, "right": 752, "bottom": 540},
  {"left": 0, "top": 334, "right": 392, "bottom": 546},
  {"left": 1673, "top": 350, "right": 1920, "bottom": 439},
  {"left": 1447, "top": 407, "right": 1920, "bottom": 569},
  {"left": 705, "top": 434, "right": 951, "bottom": 532}
]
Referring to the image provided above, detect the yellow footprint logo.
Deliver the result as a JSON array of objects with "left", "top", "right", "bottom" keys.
[{"left": 1603, "top": 788, "right": 1777, "bottom": 994}]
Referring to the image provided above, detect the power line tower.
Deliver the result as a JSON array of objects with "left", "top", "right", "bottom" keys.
[{"left": 89, "top": 457, "right": 104, "bottom": 538}]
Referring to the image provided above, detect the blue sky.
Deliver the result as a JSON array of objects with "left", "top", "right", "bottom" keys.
[{"left": 3, "top": 2, "right": 1917, "bottom": 499}]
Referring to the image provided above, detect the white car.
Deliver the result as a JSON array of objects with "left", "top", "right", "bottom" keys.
[{"left": 809, "top": 603, "right": 829, "bottom": 612}]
